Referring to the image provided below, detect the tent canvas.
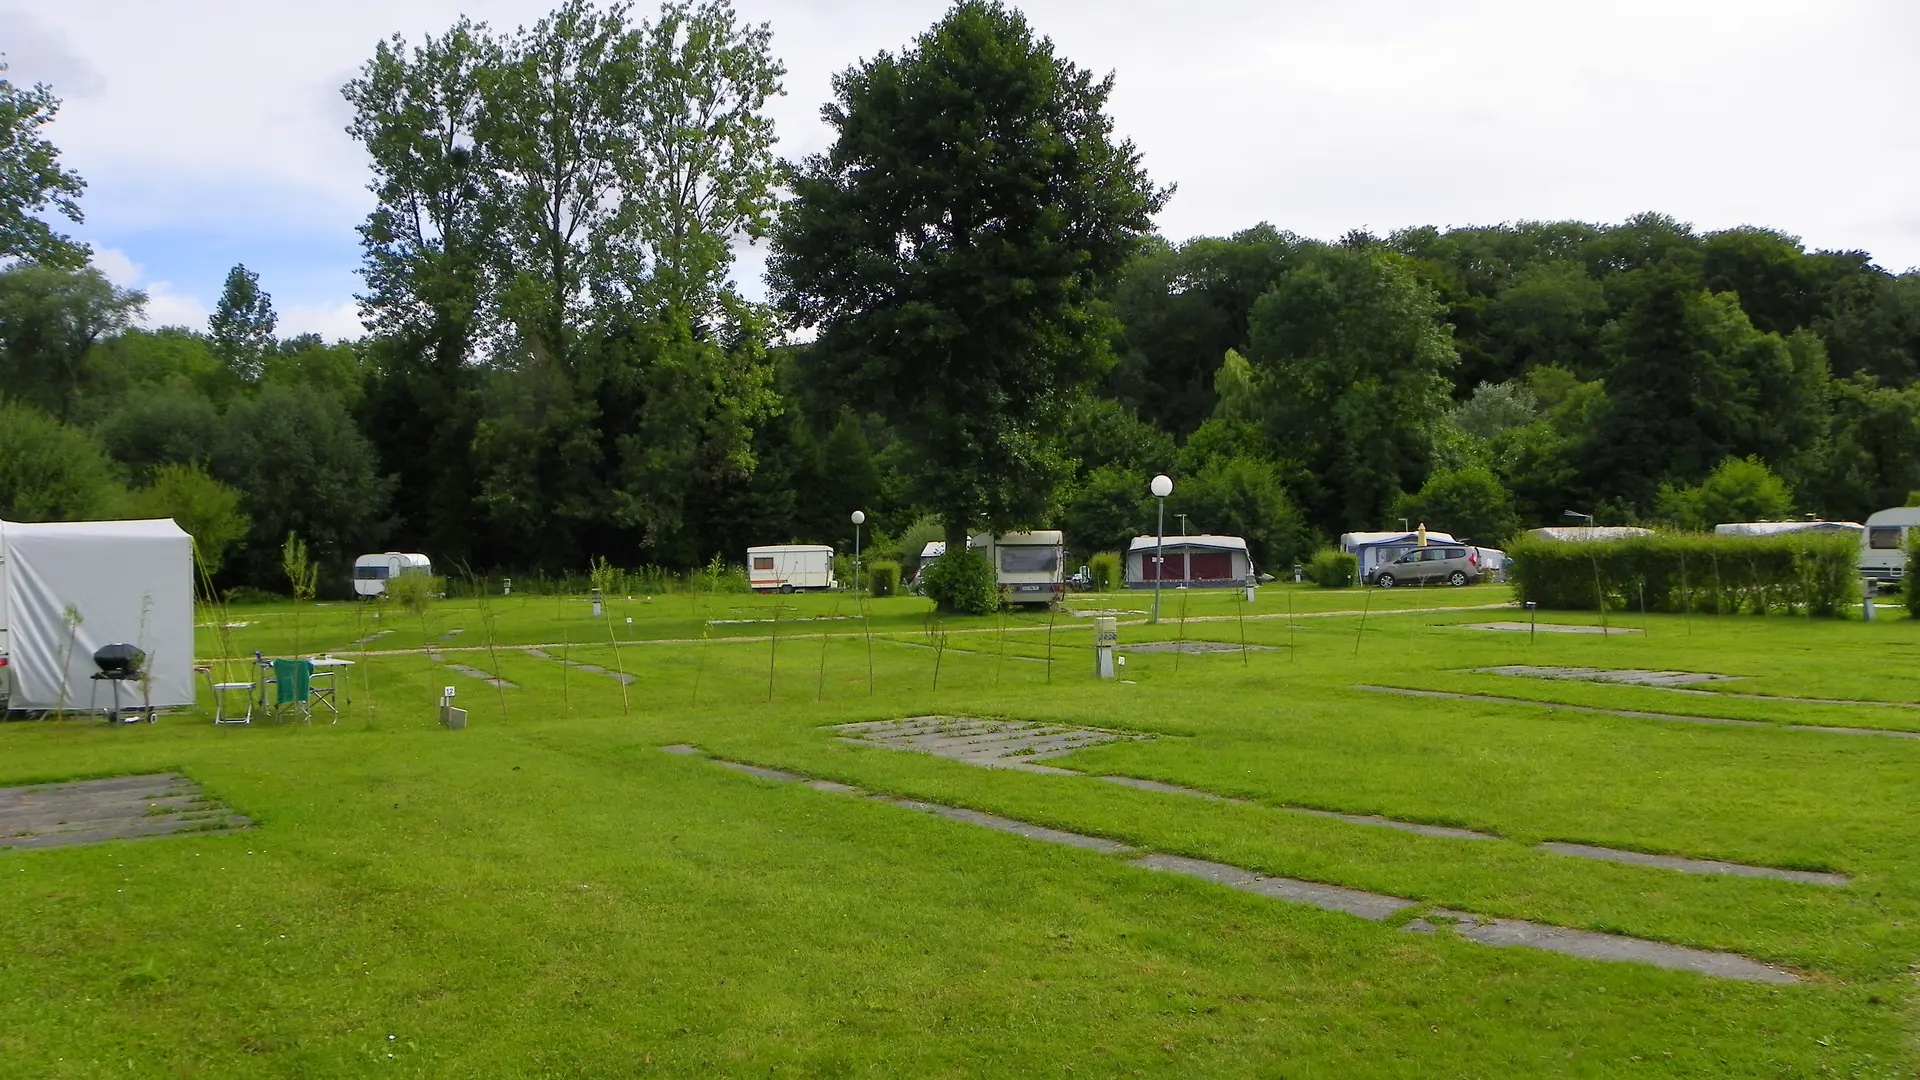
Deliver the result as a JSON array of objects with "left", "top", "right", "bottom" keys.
[{"left": 0, "top": 518, "right": 195, "bottom": 713}]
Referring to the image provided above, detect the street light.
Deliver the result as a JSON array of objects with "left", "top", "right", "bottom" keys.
[
  {"left": 1150, "top": 474, "right": 1173, "bottom": 624},
  {"left": 1561, "top": 509, "right": 1595, "bottom": 528},
  {"left": 851, "top": 510, "right": 866, "bottom": 593}
]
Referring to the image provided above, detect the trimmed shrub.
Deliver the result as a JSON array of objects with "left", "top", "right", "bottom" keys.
[
  {"left": 868, "top": 560, "right": 900, "bottom": 598},
  {"left": 1904, "top": 531, "right": 1920, "bottom": 619},
  {"left": 1508, "top": 532, "right": 1856, "bottom": 616},
  {"left": 1088, "top": 551, "right": 1123, "bottom": 592},
  {"left": 1307, "top": 547, "right": 1358, "bottom": 588},
  {"left": 921, "top": 548, "right": 998, "bottom": 614}
]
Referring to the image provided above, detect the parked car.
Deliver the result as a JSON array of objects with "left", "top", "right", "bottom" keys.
[{"left": 1365, "top": 545, "right": 1483, "bottom": 587}]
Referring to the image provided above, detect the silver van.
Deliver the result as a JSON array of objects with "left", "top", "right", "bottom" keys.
[{"left": 1366, "top": 546, "right": 1482, "bottom": 587}]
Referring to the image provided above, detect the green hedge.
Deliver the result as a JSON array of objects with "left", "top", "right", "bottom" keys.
[
  {"left": 1307, "top": 547, "right": 1358, "bottom": 588},
  {"left": 1088, "top": 551, "right": 1122, "bottom": 592},
  {"left": 1507, "top": 532, "right": 1857, "bottom": 616},
  {"left": 921, "top": 548, "right": 998, "bottom": 614},
  {"left": 868, "top": 560, "right": 900, "bottom": 597},
  {"left": 1904, "top": 531, "right": 1920, "bottom": 618}
]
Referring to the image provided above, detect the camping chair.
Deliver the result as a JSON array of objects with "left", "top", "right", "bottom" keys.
[
  {"left": 199, "top": 665, "right": 259, "bottom": 725},
  {"left": 270, "top": 659, "right": 314, "bottom": 723}
]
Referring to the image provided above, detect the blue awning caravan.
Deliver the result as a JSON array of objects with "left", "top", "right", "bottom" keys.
[{"left": 1340, "top": 530, "right": 1459, "bottom": 581}]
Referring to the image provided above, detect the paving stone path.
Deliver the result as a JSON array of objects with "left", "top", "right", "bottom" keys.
[
  {"left": 350, "top": 629, "right": 394, "bottom": 646},
  {"left": 1356, "top": 684, "right": 1920, "bottom": 742},
  {"left": 835, "top": 716, "right": 1147, "bottom": 773},
  {"left": 661, "top": 746, "right": 1797, "bottom": 985},
  {"left": 519, "top": 648, "right": 635, "bottom": 684},
  {"left": 1121, "top": 640, "right": 1277, "bottom": 655},
  {"left": 1474, "top": 665, "right": 1733, "bottom": 688},
  {"left": 425, "top": 651, "right": 515, "bottom": 689},
  {"left": 841, "top": 717, "right": 1844, "bottom": 885},
  {"left": 1463, "top": 622, "right": 1640, "bottom": 635},
  {"left": 1, "top": 774, "right": 250, "bottom": 850}
]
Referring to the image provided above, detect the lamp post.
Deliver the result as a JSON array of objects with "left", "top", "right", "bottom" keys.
[
  {"left": 1150, "top": 474, "right": 1173, "bottom": 624},
  {"left": 1562, "top": 509, "right": 1595, "bottom": 529},
  {"left": 851, "top": 510, "right": 866, "bottom": 594}
]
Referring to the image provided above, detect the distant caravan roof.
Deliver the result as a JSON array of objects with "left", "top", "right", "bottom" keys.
[
  {"left": 1128, "top": 534, "right": 1249, "bottom": 554},
  {"left": 1339, "top": 530, "right": 1460, "bottom": 548},
  {"left": 1525, "top": 526, "right": 1655, "bottom": 543},
  {"left": 1714, "top": 521, "right": 1863, "bottom": 537}
]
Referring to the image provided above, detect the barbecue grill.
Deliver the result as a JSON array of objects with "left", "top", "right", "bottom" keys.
[{"left": 90, "top": 643, "right": 151, "bottom": 723}]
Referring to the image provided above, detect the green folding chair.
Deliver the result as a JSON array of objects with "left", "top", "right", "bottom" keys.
[{"left": 271, "top": 659, "right": 314, "bottom": 723}]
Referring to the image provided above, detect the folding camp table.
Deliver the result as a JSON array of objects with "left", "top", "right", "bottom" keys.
[{"left": 307, "top": 656, "right": 353, "bottom": 721}]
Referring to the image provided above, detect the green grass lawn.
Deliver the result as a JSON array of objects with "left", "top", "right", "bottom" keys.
[{"left": 3, "top": 584, "right": 1917, "bottom": 1076}]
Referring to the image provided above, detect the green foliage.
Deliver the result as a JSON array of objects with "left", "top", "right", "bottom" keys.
[
  {"left": 0, "top": 398, "right": 124, "bottom": 521},
  {"left": 92, "top": 382, "right": 222, "bottom": 483},
  {"left": 867, "top": 560, "right": 900, "bottom": 598},
  {"left": 0, "top": 263, "right": 145, "bottom": 420},
  {"left": 209, "top": 385, "right": 391, "bottom": 588},
  {"left": 208, "top": 264, "right": 276, "bottom": 382},
  {"left": 1059, "top": 465, "right": 1153, "bottom": 557},
  {"left": 1391, "top": 467, "right": 1521, "bottom": 547},
  {"left": 1905, "top": 530, "right": 1920, "bottom": 619},
  {"left": 0, "top": 63, "right": 89, "bottom": 267},
  {"left": 1176, "top": 455, "right": 1311, "bottom": 569},
  {"left": 1507, "top": 533, "right": 1857, "bottom": 616},
  {"left": 1307, "top": 547, "right": 1358, "bottom": 588},
  {"left": 1449, "top": 380, "right": 1541, "bottom": 440},
  {"left": 384, "top": 569, "right": 436, "bottom": 618},
  {"left": 1240, "top": 246, "right": 1458, "bottom": 534},
  {"left": 280, "top": 532, "right": 320, "bottom": 603},
  {"left": 1088, "top": 551, "right": 1122, "bottom": 592},
  {"left": 124, "top": 464, "right": 251, "bottom": 575},
  {"left": 1654, "top": 456, "right": 1794, "bottom": 531},
  {"left": 919, "top": 548, "right": 998, "bottom": 615},
  {"left": 771, "top": 0, "right": 1165, "bottom": 545}
]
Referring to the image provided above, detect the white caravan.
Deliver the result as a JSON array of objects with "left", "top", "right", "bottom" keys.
[
  {"left": 973, "top": 531, "right": 1065, "bottom": 605},
  {"left": 1860, "top": 509, "right": 1920, "bottom": 585},
  {"left": 352, "top": 552, "right": 434, "bottom": 598},
  {"left": 747, "top": 545, "right": 837, "bottom": 593}
]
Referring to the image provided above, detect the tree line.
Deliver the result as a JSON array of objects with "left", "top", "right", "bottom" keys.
[{"left": 3, "top": 0, "right": 1918, "bottom": 596}]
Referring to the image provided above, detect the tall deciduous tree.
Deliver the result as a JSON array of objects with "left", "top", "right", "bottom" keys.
[
  {"left": 208, "top": 265, "right": 277, "bottom": 382},
  {"left": 0, "top": 64, "right": 88, "bottom": 267},
  {"left": 0, "top": 263, "right": 145, "bottom": 420},
  {"left": 1239, "top": 247, "right": 1458, "bottom": 534},
  {"left": 771, "top": 0, "right": 1165, "bottom": 560}
]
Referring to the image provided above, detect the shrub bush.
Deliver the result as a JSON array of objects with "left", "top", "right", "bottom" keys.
[
  {"left": 1508, "top": 532, "right": 1856, "bottom": 616},
  {"left": 1904, "top": 531, "right": 1920, "bottom": 619},
  {"left": 1307, "top": 547, "right": 1358, "bottom": 588},
  {"left": 921, "top": 548, "right": 998, "bottom": 614},
  {"left": 868, "top": 560, "right": 900, "bottom": 597},
  {"left": 1088, "top": 551, "right": 1123, "bottom": 591}
]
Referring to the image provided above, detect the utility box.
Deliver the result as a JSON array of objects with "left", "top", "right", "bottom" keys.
[{"left": 1094, "top": 617, "right": 1117, "bottom": 679}]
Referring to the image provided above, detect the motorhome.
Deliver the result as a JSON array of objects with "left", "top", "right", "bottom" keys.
[
  {"left": 352, "top": 552, "right": 434, "bottom": 598},
  {"left": 1860, "top": 509, "right": 1920, "bottom": 585},
  {"left": 974, "top": 531, "right": 1065, "bottom": 605},
  {"left": 747, "top": 545, "right": 837, "bottom": 593}
]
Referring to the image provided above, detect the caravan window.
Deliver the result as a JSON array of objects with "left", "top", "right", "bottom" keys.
[
  {"left": 1000, "top": 547, "right": 1058, "bottom": 573},
  {"left": 353, "top": 565, "right": 389, "bottom": 580},
  {"left": 1869, "top": 527, "right": 1903, "bottom": 550},
  {"left": 752, "top": 556, "right": 775, "bottom": 570}
]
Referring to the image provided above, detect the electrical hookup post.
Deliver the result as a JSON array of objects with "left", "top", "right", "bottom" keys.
[
  {"left": 1095, "top": 617, "right": 1118, "bottom": 679},
  {"left": 440, "top": 685, "right": 466, "bottom": 730}
]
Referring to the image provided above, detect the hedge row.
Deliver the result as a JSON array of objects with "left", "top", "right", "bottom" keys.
[{"left": 1507, "top": 532, "right": 1858, "bottom": 616}]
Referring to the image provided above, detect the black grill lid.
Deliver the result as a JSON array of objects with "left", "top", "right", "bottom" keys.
[{"left": 92, "top": 643, "right": 146, "bottom": 678}]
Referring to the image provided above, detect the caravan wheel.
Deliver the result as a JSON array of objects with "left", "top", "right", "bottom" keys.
[{"left": 779, "top": 584, "right": 795, "bottom": 594}]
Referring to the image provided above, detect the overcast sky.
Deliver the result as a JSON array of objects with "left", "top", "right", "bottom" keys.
[{"left": 4, "top": 0, "right": 1917, "bottom": 339}]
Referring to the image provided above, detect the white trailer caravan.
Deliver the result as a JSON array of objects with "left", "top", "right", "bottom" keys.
[
  {"left": 1860, "top": 509, "right": 1920, "bottom": 585},
  {"left": 747, "top": 545, "right": 837, "bottom": 593},
  {"left": 973, "top": 531, "right": 1065, "bottom": 605},
  {"left": 352, "top": 552, "right": 434, "bottom": 597}
]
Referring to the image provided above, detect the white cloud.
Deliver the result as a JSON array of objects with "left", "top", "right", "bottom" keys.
[
  {"left": 25, "top": 0, "right": 1920, "bottom": 312},
  {"left": 280, "top": 301, "right": 366, "bottom": 342},
  {"left": 91, "top": 247, "right": 208, "bottom": 330}
]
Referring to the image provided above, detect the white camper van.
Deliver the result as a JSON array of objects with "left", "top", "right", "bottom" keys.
[
  {"left": 1861, "top": 509, "right": 1920, "bottom": 585},
  {"left": 352, "top": 552, "right": 434, "bottom": 598},
  {"left": 973, "top": 531, "right": 1065, "bottom": 605},
  {"left": 747, "top": 545, "right": 837, "bottom": 593}
]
